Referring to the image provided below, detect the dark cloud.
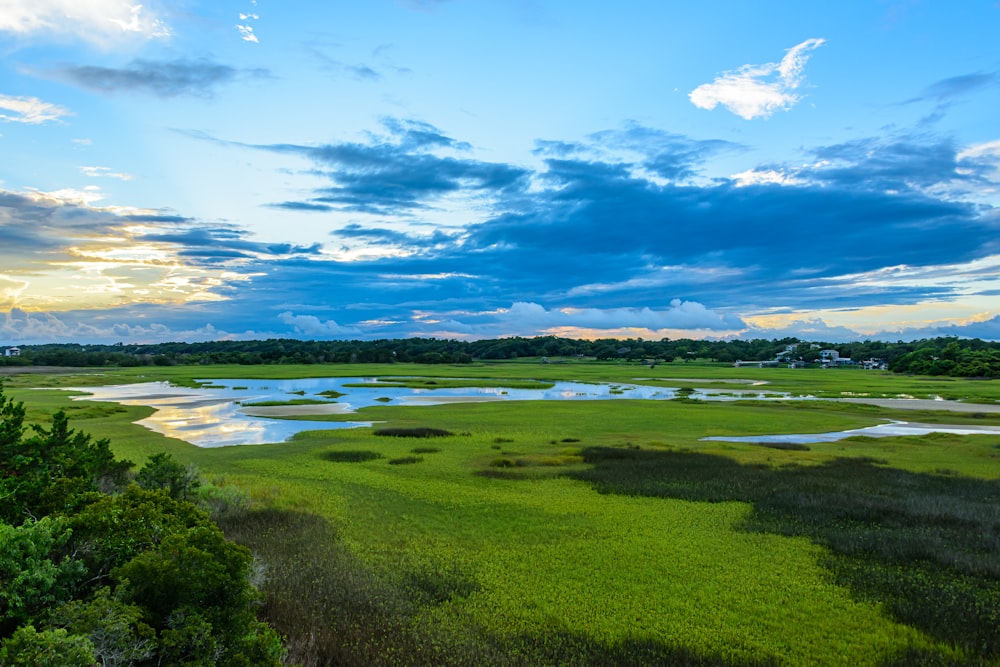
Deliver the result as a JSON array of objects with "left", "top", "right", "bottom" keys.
[
  {"left": 9, "top": 119, "right": 993, "bottom": 343},
  {"left": 263, "top": 118, "right": 528, "bottom": 214},
  {"left": 906, "top": 71, "right": 999, "bottom": 104},
  {"left": 139, "top": 226, "right": 323, "bottom": 264},
  {"left": 809, "top": 136, "right": 963, "bottom": 190},
  {"left": 55, "top": 59, "right": 268, "bottom": 97},
  {"left": 240, "top": 122, "right": 998, "bottom": 330},
  {"left": 333, "top": 223, "right": 456, "bottom": 249},
  {"left": 269, "top": 201, "right": 335, "bottom": 212}
]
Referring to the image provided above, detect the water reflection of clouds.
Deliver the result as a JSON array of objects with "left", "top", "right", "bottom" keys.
[
  {"left": 69, "top": 378, "right": 688, "bottom": 447},
  {"left": 69, "top": 378, "right": 997, "bottom": 449},
  {"left": 703, "top": 421, "right": 1000, "bottom": 445}
]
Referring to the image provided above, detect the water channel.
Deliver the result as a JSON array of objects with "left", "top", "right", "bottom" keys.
[{"left": 66, "top": 377, "right": 1000, "bottom": 448}]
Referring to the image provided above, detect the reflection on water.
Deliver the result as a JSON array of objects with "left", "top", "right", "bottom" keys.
[
  {"left": 702, "top": 421, "right": 1000, "bottom": 445},
  {"left": 70, "top": 381, "right": 376, "bottom": 447},
  {"left": 73, "top": 377, "right": 715, "bottom": 448},
  {"left": 70, "top": 377, "right": 997, "bottom": 449}
]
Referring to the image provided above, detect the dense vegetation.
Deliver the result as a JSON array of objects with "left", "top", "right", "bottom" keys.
[
  {"left": 2, "top": 335, "right": 999, "bottom": 377},
  {"left": 0, "top": 387, "right": 283, "bottom": 666},
  {"left": 2, "top": 362, "right": 999, "bottom": 665}
]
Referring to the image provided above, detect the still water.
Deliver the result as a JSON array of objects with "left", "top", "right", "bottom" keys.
[
  {"left": 70, "top": 377, "right": 701, "bottom": 447},
  {"left": 68, "top": 377, "right": 1000, "bottom": 448}
]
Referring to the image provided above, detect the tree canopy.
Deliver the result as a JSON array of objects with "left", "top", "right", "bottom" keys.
[{"left": 0, "top": 385, "right": 284, "bottom": 666}]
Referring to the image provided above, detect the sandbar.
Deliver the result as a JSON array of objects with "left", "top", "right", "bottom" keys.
[{"left": 397, "top": 396, "right": 506, "bottom": 405}]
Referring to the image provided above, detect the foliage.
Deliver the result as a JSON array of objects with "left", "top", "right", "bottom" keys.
[
  {"left": 0, "top": 625, "right": 96, "bottom": 667},
  {"left": 0, "top": 518, "right": 86, "bottom": 637},
  {"left": 0, "top": 389, "right": 132, "bottom": 525},
  {"left": 135, "top": 451, "right": 200, "bottom": 501},
  {"left": 0, "top": 387, "right": 283, "bottom": 666}
]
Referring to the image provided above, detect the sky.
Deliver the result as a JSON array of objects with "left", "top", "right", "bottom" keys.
[{"left": 1, "top": 0, "right": 999, "bottom": 345}]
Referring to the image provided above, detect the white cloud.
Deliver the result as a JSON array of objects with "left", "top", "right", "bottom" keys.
[
  {"left": 236, "top": 24, "right": 258, "bottom": 43},
  {"left": 730, "top": 168, "right": 803, "bottom": 187},
  {"left": 80, "top": 165, "right": 134, "bottom": 181},
  {"left": 0, "top": 308, "right": 267, "bottom": 344},
  {"left": 0, "top": 93, "right": 72, "bottom": 124},
  {"left": 0, "top": 0, "right": 170, "bottom": 43},
  {"left": 496, "top": 300, "right": 745, "bottom": 332},
  {"left": 278, "top": 311, "right": 359, "bottom": 336},
  {"left": 689, "top": 38, "right": 825, "bottom": 120}
]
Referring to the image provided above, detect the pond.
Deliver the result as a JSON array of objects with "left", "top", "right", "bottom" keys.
[{"left": 66, "top": 377, "right": 1000, "bottom": 448}]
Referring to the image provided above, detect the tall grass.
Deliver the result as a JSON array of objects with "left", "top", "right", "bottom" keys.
[{"left": 570, "top": 447, "right": 1000, "bottom": 661}]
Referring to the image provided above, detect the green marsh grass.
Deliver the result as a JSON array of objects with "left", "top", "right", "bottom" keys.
[{"left": 5, "top": 364, "right": 1000, "bottom": 665}]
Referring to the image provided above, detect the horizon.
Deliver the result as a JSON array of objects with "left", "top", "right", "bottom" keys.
[{"left": 2, "top": 2, "right": 999, "bottom": 345}]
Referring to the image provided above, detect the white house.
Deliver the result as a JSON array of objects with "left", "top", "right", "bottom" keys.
[
  {"left": 4, "top": 347, "right": 20, "bottom": 357},
  {"left": 820, "top": 349, "right": 854, "bottom": 367}
]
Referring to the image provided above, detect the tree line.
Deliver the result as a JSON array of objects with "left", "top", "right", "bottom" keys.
[{"left": 1, "top": 335, "right": 998, "bottom": 377}]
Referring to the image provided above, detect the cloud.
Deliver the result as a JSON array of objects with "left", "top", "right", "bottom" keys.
[
  {"left": 80, "top": 166, "right": 134, "bottom": 181},
  {"left": 278, "top": 311, "right": 360, "bottom": 337},
  {"left": 54, "top": 59, "right": 266, "bottom": 98},
  {"left": 3, "top": 116, "right": 999, "bottom": 343},
  {"left": 0, "top": 187, "right": 307, "bottom": 312},
  {"left": 260, "top": 118, "right": 528, "bottom": 214},
  {"left": 906, "top": 71, "right": 999, "bottom": 104},
  {"left": 0, "top": 307, "right": 271, "bottom": 344},
  {"left": 689, "top": 38, "right": 825, "bottom": 120},
  {"left": 236, "top": 24, "right": 258, "bottom": 43},
  {"left": 0, "top": 93, "right": 72, "bottom": 124},
  {"left": 0, "top": 0, "right": 170, "bottom": 43}
]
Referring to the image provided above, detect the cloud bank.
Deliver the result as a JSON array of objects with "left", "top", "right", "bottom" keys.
[{"left": 2, "top": 116, "right": 998, "bottom": 343}]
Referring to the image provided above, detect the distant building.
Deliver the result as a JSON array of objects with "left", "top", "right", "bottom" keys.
[
  {"left": 820, "top": 350, "right": 854, "bottom": 367},
  {"left": 4, "top": 347, "right": 20, "bottom": 357}
]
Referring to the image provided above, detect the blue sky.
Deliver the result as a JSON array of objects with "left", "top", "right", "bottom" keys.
[{"left": 1, "top": 1, "right": 999, "bottom": 344}]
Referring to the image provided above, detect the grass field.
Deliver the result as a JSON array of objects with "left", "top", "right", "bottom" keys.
[{"left": 4, "top": 360, "right": 999, "bottom": 666}]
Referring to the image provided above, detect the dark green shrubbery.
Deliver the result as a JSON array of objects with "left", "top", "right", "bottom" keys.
[{"left": 0, "top": 386, "right": 284, "bottom": 666}]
